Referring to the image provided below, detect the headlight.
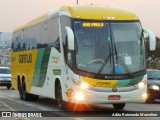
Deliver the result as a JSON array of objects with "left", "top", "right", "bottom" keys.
[
  {"left": 138, "top": 82, "right": 145, "bottom": 88},
  {"left": 72, "top": 79, "right": 90, "bottom": 89},
  {"left": 80, "top": 82, "right": 90, "bottom": 89},
  {"left": 135, "top": 81, "right": 146, "bottom": 88},
  {"left": 149, "top": 85, "right": 159, "bottom": 90}
]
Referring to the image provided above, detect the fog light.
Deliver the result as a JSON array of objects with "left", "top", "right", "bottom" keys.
[
  {"left": 75, "top": 92, "right": 84, "bottom": 101},
  {"left": 142, "top": 93, "right": 147, "bottom": 99}
]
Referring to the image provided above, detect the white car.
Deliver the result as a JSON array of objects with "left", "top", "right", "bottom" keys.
[{"left": 0, "top": 67, "right": 11, "bottom": 89}]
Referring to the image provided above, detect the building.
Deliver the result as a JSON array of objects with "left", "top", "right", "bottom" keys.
[{"left": 0, "top": 32, "right": 12, "bottom": 66}]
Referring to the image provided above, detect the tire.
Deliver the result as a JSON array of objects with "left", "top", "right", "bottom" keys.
[
  {"left": 21, "top": 81, "right": 31, "bottom": 101},
  {"left": 7, "top": 85, "right": 11, "bottom": 89},
  {"left": 113, "top": 103, "right": 125, "bottom": 110},
  {"left": 18, "top": 84, "right": 23, "bottom": 100},
  {"left": 55, "top": 82, "right": 66, "bottom": 110}
]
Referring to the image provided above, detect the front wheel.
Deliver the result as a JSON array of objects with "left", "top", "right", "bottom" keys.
[
  {"left": 113, "top": 103, "right": 125, "bottom": 110},
  {"left": 55, "top": 83, "right": 66, "bottom": 110}
]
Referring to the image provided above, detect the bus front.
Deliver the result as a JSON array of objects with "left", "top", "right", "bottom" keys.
[{"left": 62, "top": 6, "right": 156, "bottom": 110}]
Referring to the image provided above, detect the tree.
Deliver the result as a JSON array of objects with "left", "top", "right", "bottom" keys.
[{"left": 146, "top": 36, "right": 160, "bottom": 69}]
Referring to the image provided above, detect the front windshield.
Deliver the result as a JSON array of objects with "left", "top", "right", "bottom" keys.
[
  {"left": 74, "top": 21, "right": 113, "bottom": 74},
  {"left": 111, "top": 22, "right": 145, "bottom": 74},
  {"left": 74, "top": 21, "right": 145, "bottom": 75},
  {"left": 147, "top": 71, "right": 160, "bottom": 80}
]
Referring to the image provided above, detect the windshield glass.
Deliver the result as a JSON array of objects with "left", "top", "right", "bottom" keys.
[
  {"left": 111, "top": 22, "right": 145, "bottom": 74},
  {"left": 74, "top": 21, "right": 145, "bottom": 75},
  {"left": 147, "top": 71, "right": 160, "bottom": 80},
  {"left": 0, "top": 68, "right": 11, "bottom": 74},
  {"left": 74, "top": 21, "right": 113, "bottom": 74}
]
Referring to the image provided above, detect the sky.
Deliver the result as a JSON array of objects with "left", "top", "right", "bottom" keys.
[{"left": 0, "top": 0, "right": 159, "bottom": 36}]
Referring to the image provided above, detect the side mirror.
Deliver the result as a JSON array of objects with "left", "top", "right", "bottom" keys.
[
  {"left": 143, "top": 28, "right": 156, "bottom": 51},
  {"left": 65, "top": 27, "right": 75, "bottom": 50}
]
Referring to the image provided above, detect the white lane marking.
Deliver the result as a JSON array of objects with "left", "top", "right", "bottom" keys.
[
  {"left": 37, "top": 107, "right": 50, "bottom": 111},
  {"left": 0, "top": 101, "right": 15, "bottom": 111},
  {"left": 16, "top": 100, "right": 24, "bottom": 104}
]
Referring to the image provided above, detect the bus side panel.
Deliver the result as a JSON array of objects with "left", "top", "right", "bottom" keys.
[
  {"left": 11, "top": 49, "right": 38, "bottom": 91},
  {"left": 29, "top": 47, "right": 65, "bottom": 98}
]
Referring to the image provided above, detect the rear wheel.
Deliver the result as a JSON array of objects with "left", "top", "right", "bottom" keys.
[
  {"left": 18, "top": 84, "right": 23, "bottom": 100},
  {"left": 113, "top": 103, "right": 125, "bottom": 110},
  {"left": 21, "top": 81, "right": 32, "bottom": 101}
]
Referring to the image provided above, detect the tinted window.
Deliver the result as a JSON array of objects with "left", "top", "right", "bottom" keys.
[
  {"left": 48, "top": 17, "right": 60, "bottom": 52},
  {"left": 147, "top": 71, "right": 160, "bottom": 79},
  {"left": 12, "top": 17, "right": 60, "bottom": 51}
]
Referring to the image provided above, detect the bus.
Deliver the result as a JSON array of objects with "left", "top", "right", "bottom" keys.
[{"left": 11, "top": 5, "right": 156, "bottom": 110}]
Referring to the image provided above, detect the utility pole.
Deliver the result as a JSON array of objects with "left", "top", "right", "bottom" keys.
[{"left": 77, "top": 0, "right": 78, "bottom": 5}]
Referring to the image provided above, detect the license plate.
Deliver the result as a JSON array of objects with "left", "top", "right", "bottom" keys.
[{"left": 108, "top": 95, "right": 121, "bottom": 100}]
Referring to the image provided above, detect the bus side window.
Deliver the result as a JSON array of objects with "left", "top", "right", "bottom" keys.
[
  {"left": 49, "top": 17, "right": 60, "bottom": 52},
  {"left": 60, "top": 16, "right": 72, "bottom": 67}
]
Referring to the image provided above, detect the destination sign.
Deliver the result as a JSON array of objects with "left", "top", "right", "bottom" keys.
[{"left": 82, "top": 22, "right": 104, "bottom": 27}]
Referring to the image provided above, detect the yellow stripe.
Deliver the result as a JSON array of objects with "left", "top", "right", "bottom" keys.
[{"left": 82, "top": 76, "right": 118, "bottom": 87}]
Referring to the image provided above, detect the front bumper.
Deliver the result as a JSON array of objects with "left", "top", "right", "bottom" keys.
[{"left": 69, "top": 85, "right": 147, "bottom": 104}]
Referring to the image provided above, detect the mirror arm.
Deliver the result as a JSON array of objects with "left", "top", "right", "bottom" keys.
[{"left": 65, "top": 27, "right": 75, "bottom": 50}]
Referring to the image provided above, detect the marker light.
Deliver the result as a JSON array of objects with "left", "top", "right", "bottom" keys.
[
  {"left": 80, "top": 82, "right": 90, "bottom": 89},
  {"left": 75, "top": 92, "right": 84, "bottom": 101}
]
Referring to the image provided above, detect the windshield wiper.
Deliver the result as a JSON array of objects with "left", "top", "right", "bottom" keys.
[
  {"left": 114, "top": 43, "right": 133, "bottom": 77},
  {"left": 97, "top": 42, "right": 134, "bottom": 77},
  {"left": 98, "top": 45, "right": 112, "bottom": 74}
]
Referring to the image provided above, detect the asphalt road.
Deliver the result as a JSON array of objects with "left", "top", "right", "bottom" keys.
[{"left": 0, "top": 87, "right": 160, "bottom": 120}]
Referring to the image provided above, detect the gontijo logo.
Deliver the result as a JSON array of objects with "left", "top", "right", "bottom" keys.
[{"left": 19, "top": 54, "right": 32, "bottom": 63}]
